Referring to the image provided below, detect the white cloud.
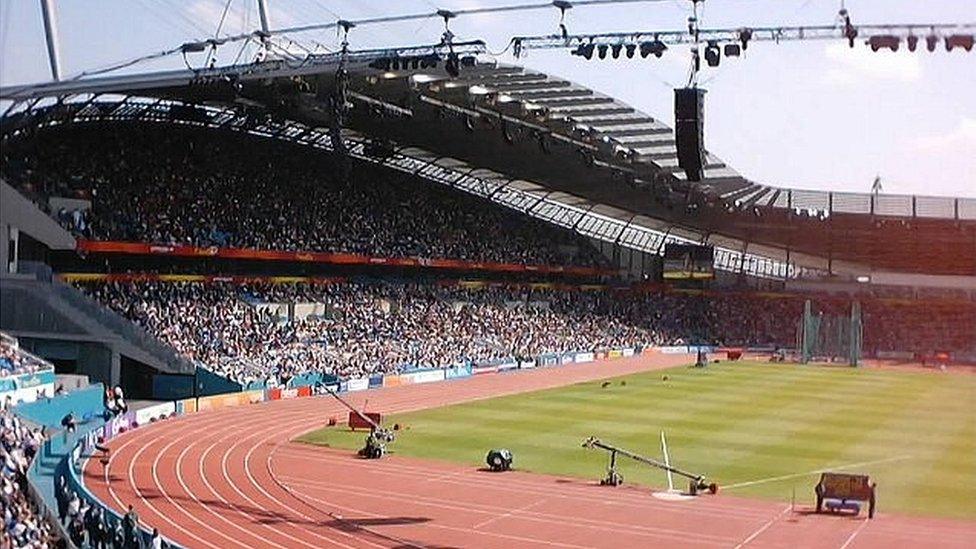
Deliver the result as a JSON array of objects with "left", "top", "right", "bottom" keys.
[
  {"left": 890, "top": 117, "right": 976, "bottom": 197},
  {"left": 823, "top": 41, "right": 922, "bottom": 85},
  {"left": 913, "top": 117, "right": 976, "bottom": 152}
]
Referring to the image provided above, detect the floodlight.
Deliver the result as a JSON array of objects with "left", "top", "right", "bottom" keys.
[{"left": 704, "top": 42, "right": 720, "bottom": 67}]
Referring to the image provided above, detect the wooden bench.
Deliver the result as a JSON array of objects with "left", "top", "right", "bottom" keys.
[{"left": 815, "top": 472, "right": 876, "bottom": 518}]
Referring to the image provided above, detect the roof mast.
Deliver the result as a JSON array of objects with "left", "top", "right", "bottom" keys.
[{"left": 39, "top": 0, "right": 62, "bottom": 81}]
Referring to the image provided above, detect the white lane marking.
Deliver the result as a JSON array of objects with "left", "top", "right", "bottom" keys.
[
  {"left": 733, "top": 505, "right": 791, "bottom": 549},
  {"left": 277, "top": 475, "right": 735, "bottom": 546},
  {"left": 151, "top": 417, "right": 251, "bottom": 548},
  {"left": 179, "top": 417, "right": 290, "bottom": 548},
  {"left": 722, "top": 455, "right": 912, "bottom": 490},
  {"left": 839, "top": 519, "right": 871, "bottom": 549},
  {"left": 471, "top": 498, "right": 548, "bottom": 530},
  {"left": 127, "top": 420, "right": 224, "bottom": 549}
]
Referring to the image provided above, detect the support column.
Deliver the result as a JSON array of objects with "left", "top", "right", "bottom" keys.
[
  {"left": 256, "top": 0, "right": 272, "bottom": 53},
  {"left": 39, "top": 0, "right": 62, "bottom": 81},
  {"left": 6, "top": 226, "right": 19, "bottom": 274}
]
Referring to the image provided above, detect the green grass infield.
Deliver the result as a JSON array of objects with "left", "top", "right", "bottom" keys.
[{"left": 297, "top": 362, "right": 975, "bottom": 519}]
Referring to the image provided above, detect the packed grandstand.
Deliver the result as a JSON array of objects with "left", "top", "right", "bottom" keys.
[
  {"left": 2, "top": 115, "right": 975, "bottom": 549},
  {"left": 1, "top": 339, "right": 55, "bottom": 549},
  {"left": 3, "top": 124, "right": 607, "bottom": 268},
  {"left": 1, "top": 2, "right": 975, "bottom": 548},
  {"left": 70, "top": 279, "right": 976, "bottom": 387}
]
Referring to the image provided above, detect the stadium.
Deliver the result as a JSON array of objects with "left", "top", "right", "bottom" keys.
[{"left": 0, "top": 1, "right": 973, "bottom": 548}]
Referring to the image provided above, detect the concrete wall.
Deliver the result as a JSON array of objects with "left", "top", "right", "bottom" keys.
[{"left": 0, "top": 180, "right": 75, "bottom": 274}]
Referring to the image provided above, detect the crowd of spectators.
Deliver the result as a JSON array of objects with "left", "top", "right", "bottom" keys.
[
  {"left": 56, "top": 480, "right": 150, "bottom": 549},
  {"left": 78, "top": 279, "right": 976, "bottom": 387},
  {"left": 80, "top": 281, "right": 659, "bottom": 386},
  {"left": 0, "top": 338, "right": 52, "bottom": 378},
  {"left": 1, "top": 410, "right": 54, "bottom": 548},
  {"left": 862, "top": 301, "right": 976, "bottom": 358},
  {"left": 3, "top": 124, "right": 606, "bottom": 268}
]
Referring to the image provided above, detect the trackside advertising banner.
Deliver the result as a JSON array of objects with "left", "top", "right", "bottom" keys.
[
  {"left": 575, "top": 352, "right": 595, "bottom": 363},
  {"left": 401, "top": 369, "right": 446, "bottom": 385},
  {"left": 472, "top": 365, "right": 497, "bottom": 375},
  {"left": 659, "top": 346, "right": 688, "bottom": 354},
  {"left": 346, "top": 377, "right": 369, "bottom": 392},
  {"left": 267, "top": 386, "right": 313, "bottom": 400},
  {"left": 659, "top": 345, "right": 716, "bottom": 354},
  {"left": 134, "top": 402, "right": 176, "bottom": 426},
  {"left": 623, "top": 348, "right": 635, "bottom": 357},
  {"left": 197, "top": 389, "right": 264, "bottom": 411},
  {"left": 0, "top": 369, "right": 55, "bottom": 392},
  {"left": 444, "top": 363, "right": 473, "bottom": 379},
  {"left": 560, "top": 354, "right": 575, "bottom": 365},
  {"left": 0, "top": 369, "right": 56, "bottom": 405},
  {"left": 497, "top": 361, "right": 518, "bottom": 372}
]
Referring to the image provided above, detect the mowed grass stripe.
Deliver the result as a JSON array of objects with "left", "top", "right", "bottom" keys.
[
  {"left": 298, "top": 362, "right": 976, "bottom": 519},
  {"left": 725, "top": 371, "right": 928, "bottom": 502}
]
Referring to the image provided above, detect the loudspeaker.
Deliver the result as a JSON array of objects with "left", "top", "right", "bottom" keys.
[{"left": 674, "top": 87, "right": 706, "bottom": 182}]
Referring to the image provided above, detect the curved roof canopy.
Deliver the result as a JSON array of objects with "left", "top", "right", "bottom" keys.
[{"left": 2, "top": 48, "right": 973, "bottom": 277}]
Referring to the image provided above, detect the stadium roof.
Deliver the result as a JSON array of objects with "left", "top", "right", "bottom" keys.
[{"left": 2, "top": 48, "right": 974, "bottom": 277}]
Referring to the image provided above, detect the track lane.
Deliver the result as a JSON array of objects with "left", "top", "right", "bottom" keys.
[{"left": 83, "top": 354, "right": 976, "bottom": 548}]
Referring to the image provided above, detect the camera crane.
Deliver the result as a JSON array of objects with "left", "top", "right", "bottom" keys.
[
  {"left": 582, "top": 436, "right": 717, "bottom": 495},
  {"left": 321, "top": 384, "right": 395, "bottom": 459}
]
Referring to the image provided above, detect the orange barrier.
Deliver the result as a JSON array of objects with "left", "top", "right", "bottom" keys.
[
  {"left": 382, "top": 375, "right": 403, "bottom": 388},
  {"left": 268, "top": 386, "right": 314, "bottom": 400},
  {"left": 196, "top": 390, "right": 263, "bottom": 412}
]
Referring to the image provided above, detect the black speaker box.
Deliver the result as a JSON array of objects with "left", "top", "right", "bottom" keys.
[{"left": 674, "top": 88, "right": 706, "bottom": 182}]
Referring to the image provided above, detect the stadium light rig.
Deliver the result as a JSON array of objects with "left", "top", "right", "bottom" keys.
[{"left": 514, "top": 22, "right": 976, "bottom": 63}]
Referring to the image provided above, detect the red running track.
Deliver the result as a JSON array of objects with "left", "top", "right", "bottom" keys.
[{"left": 84, "top": 353, "right": 975, "bottom": 548}]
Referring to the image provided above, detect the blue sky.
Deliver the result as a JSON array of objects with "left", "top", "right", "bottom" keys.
[{"left": 1, "top": 0, "right": 973, "bottom": 197}]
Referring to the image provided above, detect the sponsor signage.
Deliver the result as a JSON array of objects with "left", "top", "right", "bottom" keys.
[
  {"left": 444, "top": 363, "right": 473, "bottom": 379},
  {"left": 135, "top": 402, "right": 176, "bottom": 425},
  {"left": 659, "top": 346, "right": 689, "bottom": 354},
  {"left": 346, "top": 377, "right": 369, "bottom": 392},
  {"left": 402, "top": 369, "right": 445, "bottom": 384},
  {"left": 497, "top": 362, "right": 518, "bottom": 372},
  {"left": 519, "top": 360, "right": 537, "bottom": 369},
  {"left": 0, "top": 384, "right": 54, "bottom": 406},
  {"left": 75, "top": 239, "right": 617, "bottom": 277},
  {"left": 0, "top": 369, "right": 56, "bottom": 392},
  {"left": 623, "top": 348, "right": 635, "bottom": 357},
  {"left": 575, "top": 352, "right": 595, "bottom": 363}
]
